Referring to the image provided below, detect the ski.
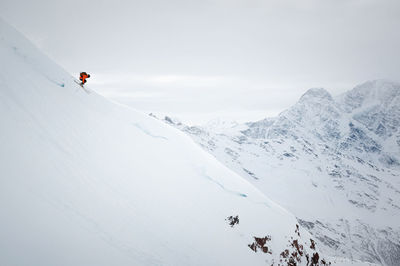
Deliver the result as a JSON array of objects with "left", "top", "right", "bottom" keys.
[{"left": 74, "top": 79, "right": 91, "bottom": 94}]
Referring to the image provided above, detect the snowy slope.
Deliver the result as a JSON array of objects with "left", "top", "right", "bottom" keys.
[
  {"left": 0, "top": 18, "right": 334, "bottom": 266},
  {"left": 160, "top": 82, "right": 400, "bottom": 265}
]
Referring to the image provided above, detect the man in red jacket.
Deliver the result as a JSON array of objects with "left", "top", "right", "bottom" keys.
[{"left": 79, "top": 72, "right": 90, "bottom": 85}]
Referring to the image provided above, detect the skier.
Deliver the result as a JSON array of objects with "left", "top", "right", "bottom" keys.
[{"left": 79, "top": 72, "right": 90, "bottom": 85}]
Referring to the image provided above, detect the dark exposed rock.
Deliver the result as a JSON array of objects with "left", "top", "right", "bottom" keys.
[
  {"left": 248, "top": 235, "right": 272, "bottom": 254},
  {"left": 298, "top": 219, "right": 315, "bottom": 230},
  {"left": 248, "top": 225, "right": 330, "bottom": 265},
  {"left": 226, "top": 215, "right": 239, "bottom": 227},
  {"left": 281, "top": 249, "right": 289, "bottom": 258},
  {"left": 243, "top": 168, "right": 258, "bottom": 180},
  {"left": 311, "top": 252, "right": 319, "bottom": 265},
  {"left": 310, "top": 239, "right": 316, "bottom": 250},
  {"left": 295, "top": 224, "right": 301, "bottom": 237}
]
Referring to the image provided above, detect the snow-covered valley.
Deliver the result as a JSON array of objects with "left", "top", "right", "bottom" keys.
[{"left": 158, "top": 81, "right": 400, "bottom": 266}]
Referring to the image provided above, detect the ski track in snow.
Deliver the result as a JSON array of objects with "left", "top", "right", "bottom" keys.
[
  {"left": 11, "top": 44, "right": 66, "bottom": 89},
  {"left": 203, "top": 172, "right": 248, "bottom": 198},
  {"left": 201, "top": 170, "right": 276, "bottom": 209},
  {"left": 132, "top": 123, "right": 168, "bottom": 140},
  {"left": 198, "top": 167, "right": 248, "bottom": 198}
]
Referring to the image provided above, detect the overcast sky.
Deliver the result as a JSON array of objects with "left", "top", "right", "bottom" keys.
[{"left": 1, "top": 0, "right": 399, "bottom": 124}]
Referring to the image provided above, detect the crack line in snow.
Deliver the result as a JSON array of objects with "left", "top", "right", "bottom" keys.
[
  {"left": 132, "top": 123, "right": 168, "bottom": 140},
  {"left": 198, "top": 168, "right": 275, "bottom": 208},
  {"left": 199, "top": 168, "right": 247, "bottom": 198}
]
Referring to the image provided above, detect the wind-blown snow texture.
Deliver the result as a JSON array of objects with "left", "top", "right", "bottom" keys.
[
  {"left": 161, "top": 81, "right": 400, "bottom": 266},
  {"left": 0, "top": 18, "right": 340, "bottom": 266}
]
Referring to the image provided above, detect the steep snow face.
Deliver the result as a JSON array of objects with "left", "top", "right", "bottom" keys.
[
  {"left": 0, "top": 19, "right": 327, "bottom": 265},
  {"left": 338, "top": 80, "right": 400, "bottom": 113},
  {"left": 337, "top": 80, "right": 400, "bottom": 166},
  {"left": 160, "top": 81, "right": 400, "bottom": 265}
]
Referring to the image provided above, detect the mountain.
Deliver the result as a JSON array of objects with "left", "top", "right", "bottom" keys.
[
  {"left": 0, "top": 18, "right": 346, "bottom": 266},
  {"left": 159, "top": 81, "right": 400, "bottom": 265}
]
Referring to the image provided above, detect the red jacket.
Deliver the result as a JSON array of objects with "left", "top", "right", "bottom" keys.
[{"left": 79, "top": 72, "right": 90, "bottom": 83}]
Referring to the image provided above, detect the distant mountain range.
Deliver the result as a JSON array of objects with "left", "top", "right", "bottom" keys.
[{"left": 157, "top": 80, "right": 400, "bottom": 266}]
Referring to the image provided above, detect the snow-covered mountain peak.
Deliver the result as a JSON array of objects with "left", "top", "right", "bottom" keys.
[
  {"left": 333, "top": 79, "right": 400, "bottom": 145},
  {"left": 264, "top": 87, "right": 341, "bottom": 141},
  {"left": 338, "top": 79, "right": 400, "bottom": 112},
  {"left": 286, "top": 87, "right": 338, "bottom": 128},
  {"left": 353, "top": 79, "right": 400, "bottom": 98},
  {"left": 299, "top": 87, "right": 333, "bottom": 103}
]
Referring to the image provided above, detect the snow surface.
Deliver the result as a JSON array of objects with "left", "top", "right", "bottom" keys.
[{"left": 0, "top": 18, "right": 337, "bottom": 265}]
